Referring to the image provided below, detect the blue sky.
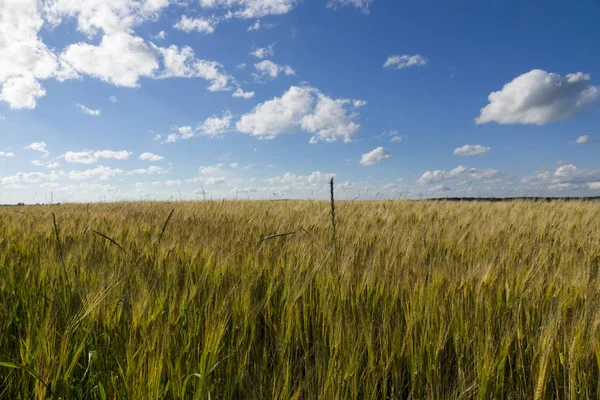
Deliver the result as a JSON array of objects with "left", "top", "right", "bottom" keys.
[{"left": 1, "top": 0, "right": 599, "bottom": 203}]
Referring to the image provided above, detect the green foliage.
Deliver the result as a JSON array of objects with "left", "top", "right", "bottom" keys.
[{"left": 1, "top": 200, "right": 599, "bottom": 399}]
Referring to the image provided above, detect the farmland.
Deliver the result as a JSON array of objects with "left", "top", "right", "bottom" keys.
[{"left": 1, "top": 200, "right": 600, "bottom": 399}]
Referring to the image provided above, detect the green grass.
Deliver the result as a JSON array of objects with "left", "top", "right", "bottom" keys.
[{"left": 1, "top": 200, "right": 600, "bottom": 399}]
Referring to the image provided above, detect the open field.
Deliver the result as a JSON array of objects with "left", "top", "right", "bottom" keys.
[{"left": 1, "top": 200, "right": 600, "bottom": 399}]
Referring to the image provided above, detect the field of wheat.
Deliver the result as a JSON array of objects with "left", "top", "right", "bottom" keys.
[{"left": 1, "top": 200, "right": 599, "bottom": 399}]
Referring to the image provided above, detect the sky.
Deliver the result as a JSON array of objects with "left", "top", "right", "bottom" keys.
[{"left": 0, "top": 0, "right": 599, "bottom": 203}]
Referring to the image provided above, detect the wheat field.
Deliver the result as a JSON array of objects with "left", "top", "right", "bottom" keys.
[{"left": 1, "top": 200, "right": 600, "bottom": 399}]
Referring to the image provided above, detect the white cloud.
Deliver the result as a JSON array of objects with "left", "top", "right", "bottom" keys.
[
  {"left": 128, "top": 165, "right": 165, "bottom": 175},
  {"left": 303, "top": 94, "right": 359, "bottom": 143},
  {"left": 326, "top": 0, "right": 374, "bottom": 14},
  {"left": 109, "top": 95, "right": 118, "bottom": 103},
  {"left": 390, "top": 136, "right": 404, "bottom": 143},
  {"left": 25, "top": 142, "right": 49, "bottom": 157},
  {"left": 0, "top": 76, "right": 47, "bottom": 110},
  {"left": 199, "top": 164, "right": 224, "bottom": 175},
  {"left": 165, "top": 126, "right": 194, "bottom": 143},
  {"left": 68, "top": 165, "right": 123, "bottom": 180},
  {"left": 360, "top": 147, "right": 391, "bottom": 166},
  {"left": 418, "top": 165, "right": 501, "bottom": 184},
  {"left": 1, "top": 1, "right": 235, "bottom": 109},
  {"left": 200, "top": 0, "right": 299, "bottom": 19},
  {"left": 0, "top": 151, "right": 14, "bottom": 158},
  {"left": 237, "top": 85, "right": 361, "bottom": 143},
  {"left": 32, "top": 159, "right": 61, "bottom": 169},
  {"left": 139, "top": 152, "right": 164, "bottom": 161},
  {"left": 353, "top": 99, "right": 367, "bottom": 108},
  {"left": 253, "top": 60, "right": 295, "bottom": 80},
  {"left": 198, "top": 111, "right": 233, "bottom": 137},
  {"left": 43, "top": 0, "right": 171, "bottom": 37},
  {"left": 266, "top": 171, "right": 336, "bottom": 185},
  {"left": 233, "top": 87, "right": 255, "bottom": 99},
  {"left": 0, "top": 0, "right": 74, "bottom": 109},
  {"left": 417, "top": 170, "right": 446, "bottom": 184},
  {"left": 205, "top": 176, "right": 225, "bottom": 185},
  {"left": 61, "top": 33, "right": 159, "bottom": 87},
  {"left": 453, "top": 144, "right": 491, "bottom": 156},
  {"left": 521, "top": 164, "right": 600, "bottom": 192},
  {"left": 575, "top": 135, "right": 590, "bottom": 144},
  {"left": 383, "top": 54, "right": 427, "bottom": 70},
  {"left": 250, "top": 43, "right": 275, "bottom": 59},
  {"left": 237, "top": 86, "right": 314, "bottom": 139},
  {"left": 589, "top": 182, "right": 600, "bottom": 190},
  {"left": 174, "top": 15, "right": 218, "bottom": 34},
  {"left": 94, "top": 150, "right": 131, "bottom": 160},
  {"left": 336, "top": 180, "right": 354, "bottom": 191},
  {"left": 165, "top": 111, "right": 233, "bottom": 142},
  {"left": 247, "top": 19, "right": 277, "bottom": 31},
  {"left": 151, "top": 30, "right": 167, "bottom": 40},
  {"left": 76, "top": 103, "right": 101, "bottom": 116},
  {"left": 1, "top": 170, "right": 64, "bottom": 184},
  {"left": 230, "top": 162, "right": 239, "bottom": 168},
  {"left": 476, "top": 70, "right": 600, "bottom": 125},
  {"left": 248, "top": 20, "right": 261, "bottom": 31},
  {"left": 64, "top": 150, "right": 131, "bottom": 163},
  {"left": 430, "top": 184, "right": 451, "bottom": 192},
  {"left": 159, "top": 45, "right": 233, "bottom": 91},
  {"left": 64, "top": 151, "right": 96, "bottom": 164}
]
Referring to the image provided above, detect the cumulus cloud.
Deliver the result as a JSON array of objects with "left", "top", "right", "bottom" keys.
[
  {"left": 200, "top": 0, "right": 300, "bottom": 19},
  {"left": 109, "top": 95, "right": 118, "bottom": 103},
  {"left": 205, "top": 176, "right": 225, "bottom": 185},
  {"left": 64, "top": 150, "right": 131, "bottom": 164},
  {"left": 521, "top": 164, "right": 600, "bottom": 192},
  {"left": 237, "top": 86, "right": 361, "bottom": 143},
  {"left": 266, "top": 171, "right": 336, "bottom": 184},
  {"left": 453, "top": 144, "right": 491, "bottom": 156},
  {"left": 326, "top": 0, "right": 374, "bottom": 14},
  {"left": 139, "top": 152, "right": 164, "bottom": 161},
  {"left": 68, "top": 166, "right": 124, "bottom": 180},
  {"left": 65, "top": 151, "right": 96, "bottom": 164},
  {"left": 61, "top": 33, "right": 160, "bottom": 87},
  {"left": 575, "top": 135, "right": 590, "bottom": 144},
  {"left": 589, "top": 182, "right": 600, "bottom": 190},
  {"left": 1, "top": 170, "right": 64, "bottom": 184},
  {"left": 0, "top": 1, "right": 240, "bottom": 109},
  {"left": 25, "top": 142, "right": 49, "bottom": 157},
  {"left": 476, "top": 70, "right": 600, "bottom": 125},
  {"left": 303, "top": 94, "right": 359, "bottom": 143},
  {"left": 0, "top": 152, "right": 15, "bottom": 158},
  {"left": 151, "top": 30, "right": 167, "bottom": 40},
  {"left": 250, "top": 43, "right": 275, "bottom": 59},
  {"left": 76, "top": 103, "right": 101, "bottom": 116},
  {"left": 128, "top": 165, "right": 165, "bottom": 175},
  {"left": 360, "top": 147, "right": 391, "bottom": 166},
  {"left": 253, "top": 60, "right": 295, "bottom": 80},
  {"left": 383, "top": 54, "right": 427, "bottom": 70},
  {"left": 198, "top": 111, "right": 233, "bottom": 137},
  {"left": 32, "top": 159, "right": 60, "bottom": 168},
  {"left": 165, "top": 111, "right": 232, "bottom": 142},
  {"left": 199, "top": 164, "right": 225, "bottom": 176},
  {"left": 174, "top": 15, "right": 218, "bottom": 34},
  {"left": 158, "top": 45, "right": 233, "bottom": 91},
  {"left": 418, "top": 165, "right": 501, "bottom": 184},
  {"left": 0, "top": 0, "right": 75, "bottom": 109},
  {"left": 232, "top": 87, "right": 255, "bottom": 99}
]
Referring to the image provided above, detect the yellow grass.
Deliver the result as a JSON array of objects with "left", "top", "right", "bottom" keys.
[{"left": 1, "top": 200, "right": 599, "bottom": 398}]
